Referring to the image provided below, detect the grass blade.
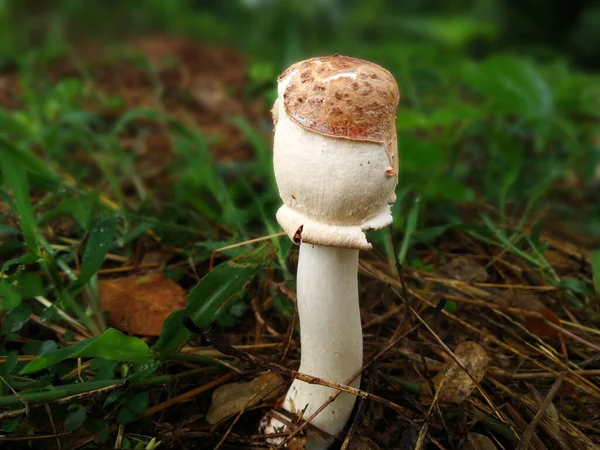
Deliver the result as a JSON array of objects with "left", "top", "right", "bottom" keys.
[
  {"left": 153, "top": 244, "right": 274, "bottom": 360},
  {"left": 0, "top": 153, "right": 40, "bottom": 255},
  {"left": 0, "top": 224, "right": 20, "bottom": 235},
  {"left": 0, "top": 379, "right": 124, "bottom": 410},
  {"left": 70, "top": 216, "right": 119, "bottom": 290},
  {"left": 0, "top": 136, "right": 61, "bottom": 186},
  {"left": 20, "top": 328, "right": 152, "bottom": 374},
  {"left": 398, "top": 196, "right": 420, "bottom": 265},
  {"left": 591, "top": 251, "right": 600, "bottom": 293}
]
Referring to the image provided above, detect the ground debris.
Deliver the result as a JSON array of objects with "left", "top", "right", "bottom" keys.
[
  {"left": 206, "top": 371, "right": 285, "bottom": 425},
  {"left": 460, "top": 433, "right": 498, "bottom": 450},
  {"left": 0, "top": 73, "right": 21, "bottom": 109},
  {"left": 493, "top": 379, "right": 598, "bottom": 450},
  {"left": 419, "top": 341, "right": 488, "bottom": 405},
  {"left": 435, "top": 257, "right": 490, "bottom": 283},
  {"left": 99, "top": 273, "right": 187, "bottom": 335},
  {"left": 45, "top": 36, "right": 265, "bottom": 195},
  {"left": 346, "top": 435, "right": 381, "bottom": 450}
]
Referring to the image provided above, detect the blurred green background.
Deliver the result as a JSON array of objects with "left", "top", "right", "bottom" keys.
[
  {"left": 1, "top": 0, "right": 599, "bottom": 261},
  {"left": 4, "top": 0, "right": 600, "bottom": 67}
]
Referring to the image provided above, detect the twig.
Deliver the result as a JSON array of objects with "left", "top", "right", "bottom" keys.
[
  {"left": 270, "top": 320, "right": 437, "bottom": 449},
  {"left": 416, "top": 334, "right": 455, "bottom": 450},
  {"left": 0, "top": 432, "right": 72, "bottom": 441},
  {"left": 541, "top": 320, "right": 600, "bottom": 352},
  {"left": 272, "top": 325, "right": 423, "bottom": 450},
  {"left": 181, "top": 317, "right": 416, "bottom": 418},
  {"left": 262, "top": 408, "right": 333, "bottom": 442},
  {"left": 209, "top": 232, "right": 285, "bottom": 270},
  {"left": 515, "top": 371, "right": 567, "bottom": 450},
  {"left": 213, "top": 378, "right": 286, "bottom": 450},
  {"left": 139, "top": 372, "right": 234, "bottom": 418},
  {"left": 0, "top": 382, "right": 123, "bottom": 420},
  {"left": 408, "top": 286, "right": 600, "bottom": 400},
  {"left": 282, "top": 297, "right": 298, "bottom": 362},
  {"left": 33, "top": 295, "right": 92, "bottom": 338},
  {"left": 504, "top": 403, "right": 549, "bottom": 450},
  {"left": 115, "top": 424, "right": 125, "bottom": 449},
  {"left": 381, "top": 254, "right": 514, "bottom": 436},
  {"left": 29, "top": 314, "right": 87, "bottom": 342},
  {"left": 0, "top": 375, "right": 29, "bottom": 415},
  {"left": 490, "top": 378, "right": 597, "bottom": 450},
  {"left": 401, "top": 298, "right": 513, "bottom": 431},
  {"left": 251, "top": 296, "right": 281, "bottom": 338},
  {"left": 488, "top": 367, "right": 600, "bottom": 380},
  {"left": 414, "top": 364, "right": 452, "bottom": 450},
  {"left": 339, "top": 361, "right": 380, "bottom": 450},
  {"left": 44, "top": 404, "right": 61, "bottom": 450}
]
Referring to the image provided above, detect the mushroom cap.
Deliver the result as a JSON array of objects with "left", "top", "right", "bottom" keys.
[
  {"left": 278, "top": 55, "right": 400, "bottom": 173},
  {"left": 273, "top": 55, "right": 400, "bottom": 250}
]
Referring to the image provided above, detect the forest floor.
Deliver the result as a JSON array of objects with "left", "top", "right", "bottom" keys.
[{"left": 0, "top": 35, "right": 599, "bottom": 450}]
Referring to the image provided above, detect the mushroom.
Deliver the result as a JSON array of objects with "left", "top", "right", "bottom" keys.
[{"left": 262, "top": 55, "right": 400, "bottom": 449}]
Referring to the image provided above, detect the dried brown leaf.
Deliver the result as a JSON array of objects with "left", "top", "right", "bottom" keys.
[
  {"left": 0, "top": 74, "right": 21, "bottom": 109},
  {"left": 436, "top": 257, "right": 489, "bottom": 283},
  {"left": 543, "top": 249, "right": 576, "bottom": 270},
  {"left": 420, "top": 341, "right": 488, "bottom": 405},
  {"left": 509, "top": 291, "right": 546, "bottom": 311},
  {"left": 460, "top": 433, "right": 498, "bottom": 450},
  {"left": 503, "top": 291, "right": 561, "bottom": 337},
  {"left": 98, "top": 274, "right": 187, "bottom": 336},
  {"left": 206, "top": 372, "right": 285, "bottom": 425},
  {"left": 524, "top": 308, "right": 561, "bottom": 338}
]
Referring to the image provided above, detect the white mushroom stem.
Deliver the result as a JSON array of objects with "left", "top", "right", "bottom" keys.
[
  {"left": 282, "top": 243, "right": 362, "bottom": 449},
  {"left": 265, "top": 55, "right": 400, "bottom": 449}
]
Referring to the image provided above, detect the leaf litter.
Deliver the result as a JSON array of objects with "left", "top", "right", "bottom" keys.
[
  {"left": 419, "top": 341, "right": 488, "bottom": 405},
  {"left": 98, "top": 274, "right": 187, "bottom": 336},
  {"left": 1, "top": 31, "right": 599, "bottom": 450},
  {"left": 206, "top": 371, "right": 285, "bottom": 425},
  {"left": 460, "top": 433, "right": 498, "bottom": 450}
]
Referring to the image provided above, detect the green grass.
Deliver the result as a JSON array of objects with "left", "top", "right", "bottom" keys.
[{"left": 0, "top": 1, "right": 599, "bottom": 448}]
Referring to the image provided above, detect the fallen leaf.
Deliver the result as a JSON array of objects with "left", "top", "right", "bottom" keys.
[
  {"left": 436, "top": 257, "right": 489, "bottom": 283},
  {"left": 287, "top": 436, "right": 308, "bottom": 450},
  {"left": 509, "top": 290, "right": 545, "bottom": 311},
  {"left": 99, "top": 274, "right": 187, "bottom": 336},
  {"left": 503, "top": 291, "right": 562, "bottom": 338},
  {"left": 543, "top": 249, "right": 575, "bottom": 270},
  {"left": 0, "top": 74, "right": 21, "bottom": 109},
  {"left": 524, "top": 307, "right": 561, "bottom": 338},
  {"left": 207, "top": 371, "right": 285, "bottom": 425},
  {"left": 420, "top": 341, "right": 488, "bottom": 405},
  {"left": 460, "top": 433, "right": 498, "bottom": 450}
]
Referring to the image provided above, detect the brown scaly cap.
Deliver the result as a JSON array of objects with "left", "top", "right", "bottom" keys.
[{"left": 278, "top": 55, "right": 400, "bottom": 173}]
